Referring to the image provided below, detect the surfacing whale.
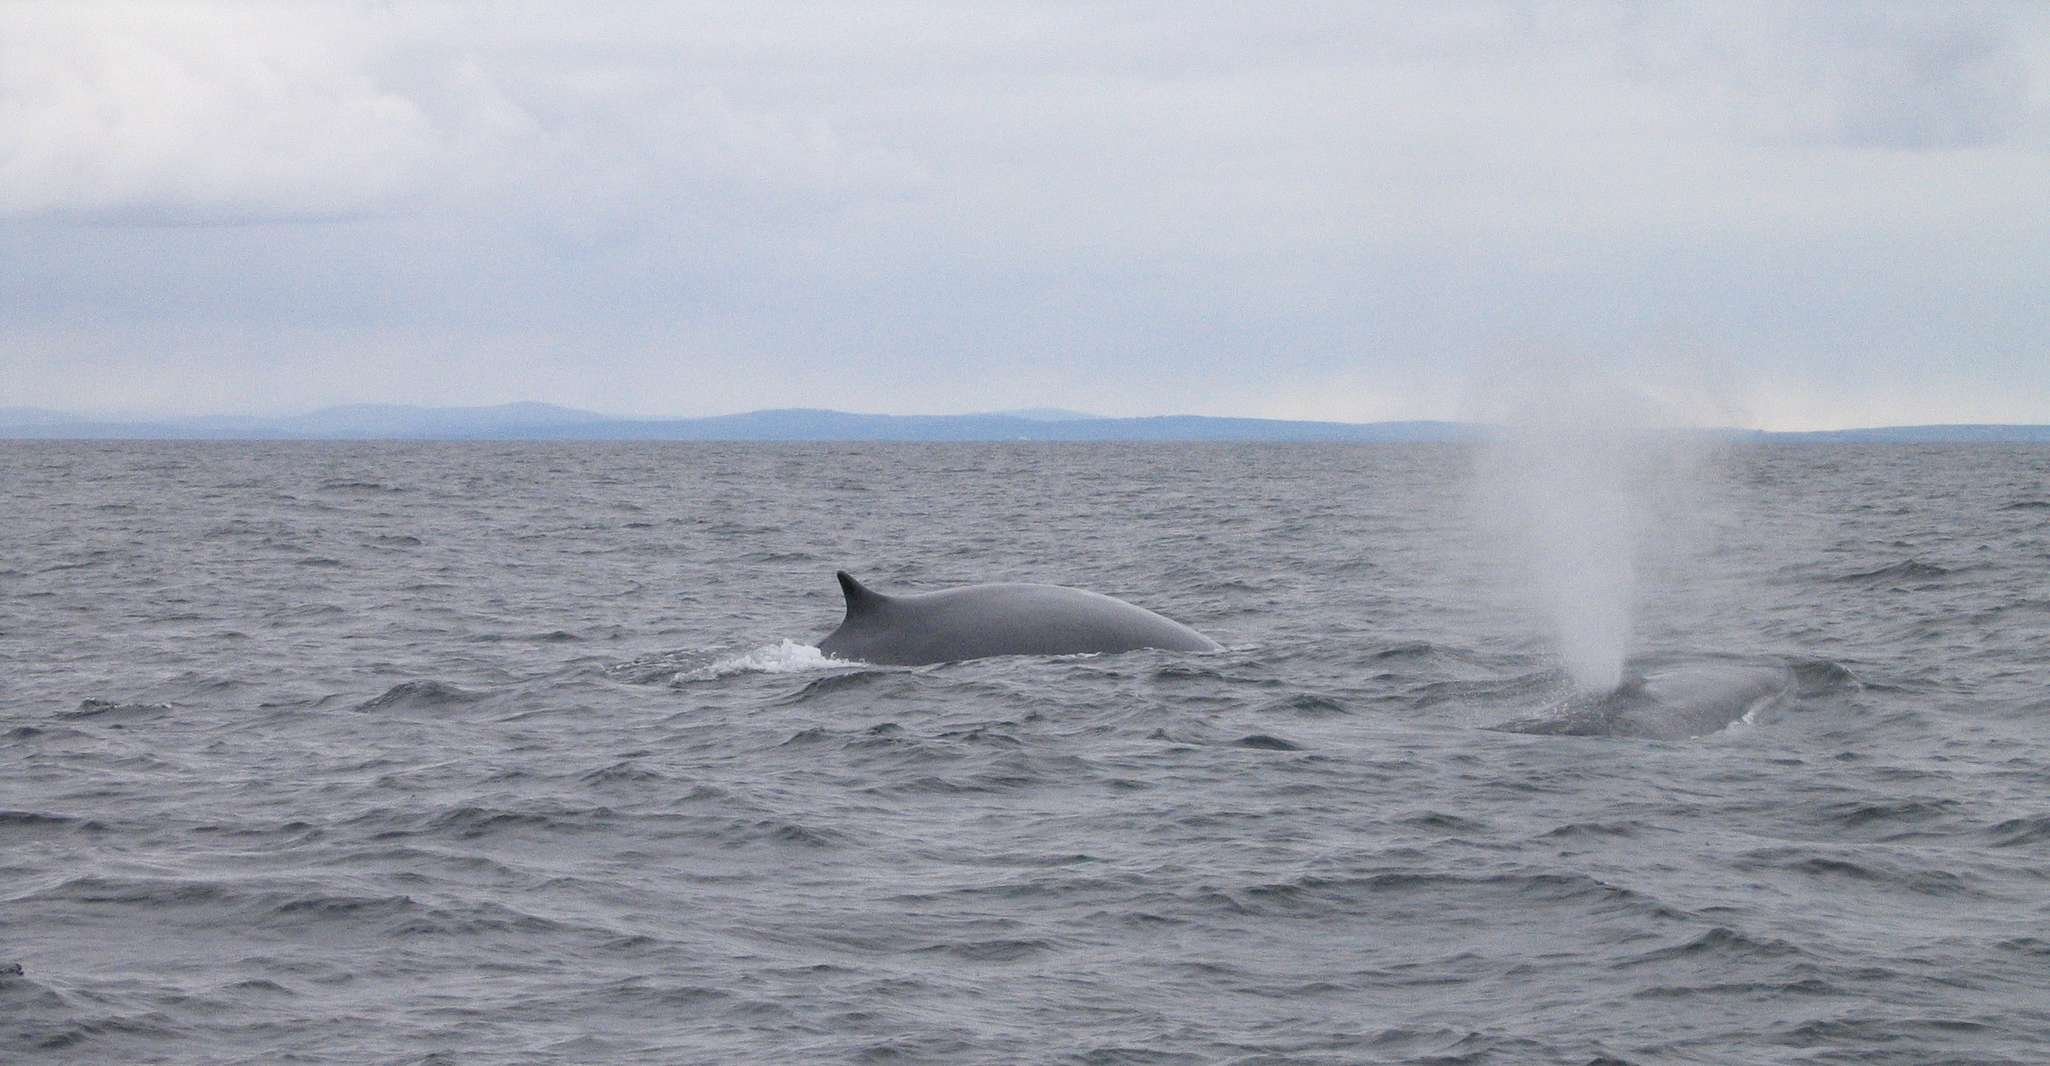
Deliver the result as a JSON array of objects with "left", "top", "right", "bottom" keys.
[
  {"left": 1492, "top": 660, "right": 1794, "bottom": 740},
  {"left": 817, "top": 571, "right": 1220, "bottom": 666}
]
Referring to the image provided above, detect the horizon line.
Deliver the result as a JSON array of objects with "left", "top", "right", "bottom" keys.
[{"left": 5, "top": 400, "right": 2050, "bottom": 439}]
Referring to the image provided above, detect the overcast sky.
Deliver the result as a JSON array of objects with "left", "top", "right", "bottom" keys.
[{"left": 3, "top": 2, "right": 2046, "bottom": 428}]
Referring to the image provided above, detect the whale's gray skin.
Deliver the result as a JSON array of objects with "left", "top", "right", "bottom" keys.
[
  {"left": 817, "top": 571, "right": 1221, "bottom": 666},
  {"left": 1492, "top": 661, "right": 1795, "bottom": 740}
]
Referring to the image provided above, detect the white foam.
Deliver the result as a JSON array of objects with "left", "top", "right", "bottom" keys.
[{"left": 677, "top": 640, "right": 851, "bottom": 681}]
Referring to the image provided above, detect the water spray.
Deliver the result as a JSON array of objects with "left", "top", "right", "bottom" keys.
[{"left": 1472, "top": 380, "right": 1706, "bottom": 695}]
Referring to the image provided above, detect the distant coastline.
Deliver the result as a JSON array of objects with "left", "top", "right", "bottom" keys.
[{"left": 4, "top": 403, "right": 2048, "bottom": 443}]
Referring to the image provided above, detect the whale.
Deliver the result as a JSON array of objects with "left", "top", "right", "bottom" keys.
[
  {"left": 817, "top": 571, "right": 1221, "bottom": 666},
  {"left": 1491, "top": 660, "right": 1794, "bottom": 740}
]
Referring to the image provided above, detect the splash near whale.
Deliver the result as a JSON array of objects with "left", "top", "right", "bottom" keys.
[{"left": 817, "top": 571, "right": 1220, "bottom": 666}]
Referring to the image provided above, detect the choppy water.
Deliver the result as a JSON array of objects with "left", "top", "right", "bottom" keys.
[{"left": 4, "top": 441, "right": 2048, "bottom": 1065}]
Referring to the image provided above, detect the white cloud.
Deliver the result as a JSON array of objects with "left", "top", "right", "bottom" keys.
[
  {"left": 0, "top": 5, "right": 437, "bottom": 219},
  {"left": 1603, "top": 2, "right": 2043, "bottom": 151},
  {"left": 0, "top": 4, "right": 927, "bottom": 225},
  {"left": 0, "top": 3, "right": 2045, "bottom": 425}
]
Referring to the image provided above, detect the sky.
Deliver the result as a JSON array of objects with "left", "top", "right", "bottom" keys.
[{"left": 2, "top": 2, "right": 2047, "bottom": 429}]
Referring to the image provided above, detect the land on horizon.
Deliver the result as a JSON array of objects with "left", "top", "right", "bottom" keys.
[{"left": 4, "top": 402, "right": 2048, "bottom": 443}]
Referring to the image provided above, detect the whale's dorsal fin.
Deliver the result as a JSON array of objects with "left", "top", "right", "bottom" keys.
[{"left": 836, "top": 571, "right": 890, "bottom": 617}]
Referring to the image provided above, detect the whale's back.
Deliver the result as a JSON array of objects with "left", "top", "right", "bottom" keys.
[
  {"left": 819, "top": 572, "right": 1219, "bottom": 665},
  {"left": 1494, "top": 661, "right": 1794, "bottom": 740}
]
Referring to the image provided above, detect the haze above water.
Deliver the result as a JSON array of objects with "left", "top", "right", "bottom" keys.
[{"left": 4, "top": 440, "right": 2049, "bottom": 1064}]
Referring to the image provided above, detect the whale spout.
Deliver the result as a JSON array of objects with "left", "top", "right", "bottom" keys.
[{"left": 818, "top": 571, "right": 1220, "bottom": 666}]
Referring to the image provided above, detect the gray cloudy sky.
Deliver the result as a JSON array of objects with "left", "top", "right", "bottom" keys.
[{"left": 3, "top": 2, "right": 2047, "bottom": 428}]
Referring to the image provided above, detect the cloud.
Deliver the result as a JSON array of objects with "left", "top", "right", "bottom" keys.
[
  {"left": 0, "top": 3, "right": 2045, "bottom": 425},
  {"left": 0, "top": 4, "right": 927, "bottom": 226},
  {"left": 1606, "top": 2, "right": 2043, "bottom": 151},
  {"left": 0, "top": 6, "right": 437, "bottom": 219}
]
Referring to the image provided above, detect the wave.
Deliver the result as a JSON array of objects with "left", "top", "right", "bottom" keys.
[
  {"left": 0, "top": 810, "right": 105, "bottom": 836},
  {"left": 576, "top": 761, "right": 668, "bottom": 787},
  {"left": 1619, "top": 926, "right": 1810, "bottom": 966},
  {"left": 1252, "top": 693, "right": 1350, "bottom": 716},
  {"left": 702, "top": 819, "right": 855, "bottom": 848},
  {"left": 18, "top": 874, "right": 599, "bottom": 943},
  {"left": 1232, "top": 733, "right": 1303, "bottom": 750},
  {"left": 59, "top": 699, "right": 172, "bottom": 721},
  {"left": 913, "top": 937, "right": 1053, "bottom": 962},
  {"left": 353, "top": 680, "right": 485, "bottom": 713},
  {"left": 1223, "top": 870, "right": 1676, "bottom": 920},
  {"left": 469, "top": 630, "right": 581, "bottom": 643},
  {"left": 1400, "top": 811, "right": 1492, "bottom": 833},
  {"left": 1832, "top": 559, "right": 1953, "bottom": 584},
  {"left": 1737, "top": 848, "right": 1982, "bottom": 896},
  {"left": 1538, "top": 820, "right": 1640, "bottom": 840},
  {"left": 421, "top": 804, "right": 591, "bottom": 839},
  {"left": 1987, "top": 814, "right": 2050, "bottom": 847},
  {"left": 1814, "top": 799, "right": 1959, "bottom": 846}
]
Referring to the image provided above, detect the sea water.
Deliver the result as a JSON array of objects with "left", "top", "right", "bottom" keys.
[{"left": 3, "top": 441, "right": 2048, "bottom": 1064}]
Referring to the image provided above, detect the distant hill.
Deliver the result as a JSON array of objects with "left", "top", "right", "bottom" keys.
[
  {"left": 528, "top": 410, "right": 1472, "bottom": 442},
  {"left": 983, "top": 408, "right": 1103, "bottom": 421},
  {"left": 270, "top": 401, "right": 602, "bottom": 437},
  {"left": 3, "top": 403, "right": 2047, "bottom": 443},
  {"left": 0, "top": 403, "right": 608, "bottom": 440},
  {"left": 0, "top": 407, "right": 85, "bottom": 427}
]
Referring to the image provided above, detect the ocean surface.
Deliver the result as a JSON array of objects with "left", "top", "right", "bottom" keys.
[{"left": 3, "top": 440, "right": 2048, "bottom": 1065}]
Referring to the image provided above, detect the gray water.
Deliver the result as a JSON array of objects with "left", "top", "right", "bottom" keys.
[{"left": 3, "top": 441, "right": 2048, "bottom": 1064}]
